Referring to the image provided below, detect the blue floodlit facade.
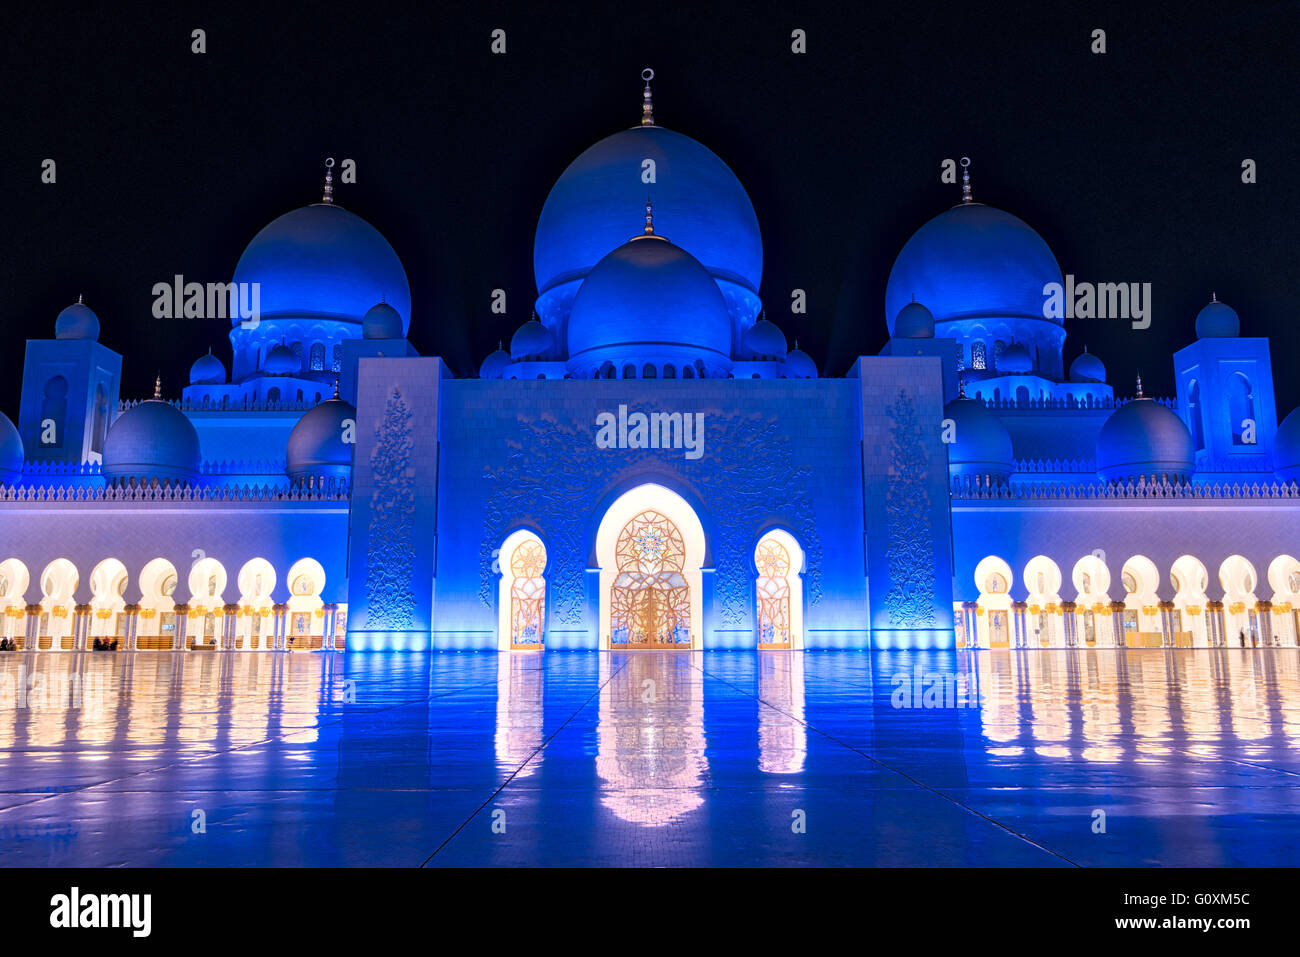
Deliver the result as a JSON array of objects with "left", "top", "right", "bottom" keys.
[{"left": 2, "top": 82, "right": 1300, "bottom": 657}]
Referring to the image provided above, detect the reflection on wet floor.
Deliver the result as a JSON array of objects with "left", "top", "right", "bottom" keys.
[{"left": 1, "top": 648, "right": 1299, "bottom": 865}]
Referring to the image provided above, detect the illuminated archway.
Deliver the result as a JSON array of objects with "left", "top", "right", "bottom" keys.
[
  {"left": 1267, "top": 555, "right": 1300, "bottom": 647},
  {"left": 187, "top": 557, "right": 228, "bottom": 648},
  {"left": 88, "top": 558, "right": 129, "bottom": 646},
  {"left": 497, "top": 529, "right": 548, "bottom": 652},
  {"left": 1120, "top": 555, "right": 1161, "bottom": 647},
  {"left": 0, "top": 559, "right": 30, "bottom": 643},
  {"left": 139, "top": 558, "right": 179, "bottom": 648},
  {"left": 1170, "top": 554, "right": 1210, "bottom": 646},
  {"left": 973, "top": 555, "right": 1013, "bottom": 649},
  {"left": 38, "top": 559, "right": 78, "bottom": 649},
  {"left": 596, "top": 484, "right": 705, "bottom": 650},
  {"left": 1071, "top": 554, "right": 1112, "bottom": 647},
  {"left": 1219, "top": 554, "right": 1259, "bottom": 645},
  {"left": 286, "top": 557, "right": 326, "bottom": 649},
  {"left": 754, "top": 530, "right": 805, "bottom": 650},
  {"left": 237, "top": 558, "right": 277, "bottom": 650},
  {"left": 1023, "top": 555, "right": 1063, "bottom": 648}
]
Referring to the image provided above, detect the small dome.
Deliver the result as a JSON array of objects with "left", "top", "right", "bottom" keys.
[
  {"left": 102, "top": 396, "right": 201, "bottom": 485},
  {"left": 510, "top": 319, "right": 553, "bottom": 360},
  {"left": 1069, "top": 348, "right": 1106, "bottom": 383},
  {"left": 286, "top": 395, "right": 357, "bottom": 485},
  {"left": 943, "top": 396, "right": 1014, "bottom": 480},
  {"left": 1273, "top": 407, "right": 1300, "bottom": 482},
  {"left": 479, "top": 344, "right": 511, "bottom": 379},
  {"left": 783, "top": 346, "right": 818, "bottom": 379},
  {"left": 998, "top": 341, "right": 1033, "bottom": 374},
  {"left": 55, "top": 299, "right": 100, "bottom": 340},
  {"left": 566, "top": 233, "right": 732, "bottom": 374},
  {"left": 1096, "top": 392, "right": 1194, "bottom": 483},
  {"left": 0, "top": 411, "right": 23, "bottom": 483},
  {"left": 264, "top": 342, "right": 299, "bottom": 376},
  {"left": 189, "top": 349, "right": 226, "bottom": 385},
  {"left": 1195, "top": 296, "right": 1240, "bottom": 338},
  {"left": 893, "top": 300, "right": 935, "bottom": 339},
  {"left": 744, "top": 318, "right": 787, "bottom": 359},
  {"left": 362, "top": 300, "right": 404, "bottom": 339}
]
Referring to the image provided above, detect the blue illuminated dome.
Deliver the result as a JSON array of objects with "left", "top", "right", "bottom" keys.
[
  {"left": 362, "top": 300, "right": 404, "bottom": 340},
  {"left": 999, "top": 341, "right": 1033, "bottom": 374},
  {"left": 264, "top": 342, "right": 299, "bottom": 376},
  {"left": 1096, "top": 389, "right": 1194, "bottom": 483},
  {"left": 189, "top": 349, "right": 226, "bottom": 385},
  {"left": 744, "top": 317, "right": 787, "bottom": 359},
  {"left": 478, "top": 344, "right": 510, "bottom": 380},
  {"left": 782, "top": 345, "right": 818, "bottom": 379},
  {"left": 1069, "top": 347, "right": 1106, "bottom": 383},
  {"left": 286, "top": 394, "right": 357, "bottom": 485},
  {"left": 535, "top": 125, "right": 763, "bottom": 334},
  {"left": 566, "top": 229, "right": 733, "bottom": 377},
  {"left": 1272, "top": 407, "right": 1300, "bottom": 482},
  {"left": 0, "top": 411, "right": 23, "bottom": 483},
  {"left": 893, "top": 301, "right": 935, "bottom": 339},
  {"left": 1195, "top": 295, "right": 1240, "bottom": 338},
  {"left": 510, "top": 318, "right": 553, "bottom": 360},
  {"left": 102, "top": 388, "right": 202, "bottom": 485},
  {"left": 55, "top": 299, "right": 100, "bottom": 340},
  {"left": 886, "top": 203, "right": 1062, "bottom": 333},
  {"left": 943, "top": 395, "right": 1015, "bottom": 481},
  {"left": 232, "top": 203, "right": 411, "bottom": 333}
]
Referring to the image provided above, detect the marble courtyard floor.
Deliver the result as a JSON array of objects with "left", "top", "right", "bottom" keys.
[{"left": 0, "top": 648, "right": 1298, "bottom": 866}]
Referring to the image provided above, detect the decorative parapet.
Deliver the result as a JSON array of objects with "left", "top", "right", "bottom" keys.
[
  {"left": 119, "top": 397, "right": 314, "bottom": 413},
  {"left": 979, "top": 395, "right": 1177, "bottom": 412},
  {"left": 1013, "top": 457, "right": 1097, "bottom": 475},
  {"left": 0, "top": 482, "right": 349, "bottom": 503},
  {"left": 952, "top": 475, "right": 1300, "bottom": 501}
]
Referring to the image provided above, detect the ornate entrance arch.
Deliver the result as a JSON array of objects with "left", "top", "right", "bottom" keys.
[
  {"left": 610, "top": 510, "right": 691, "bottom": 648},
  {"left": 596, "top": 484, "right": 706, "bottom": 650}
]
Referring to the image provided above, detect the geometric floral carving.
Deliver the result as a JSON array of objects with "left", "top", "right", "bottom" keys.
[
  {"left": 480, "top": 407, "right": 822, "bottom": 628},
  {"left": 882, "top": 390, "right": 937, "bottom": 627},
  {"left": 364, "top": 389, "right": 417, "bottom": 630}
]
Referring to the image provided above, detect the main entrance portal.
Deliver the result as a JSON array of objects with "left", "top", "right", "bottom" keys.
[{"left": 610, "top": 510, "right": 692, "bottom": 649}]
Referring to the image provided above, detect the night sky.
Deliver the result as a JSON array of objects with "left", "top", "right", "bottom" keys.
[{"left": 1, "top": 1, "right": 1295, "bottom": 414}]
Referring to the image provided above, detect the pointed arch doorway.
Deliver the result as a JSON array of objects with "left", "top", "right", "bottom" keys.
[{"left": 596, "top": 484, "right": 706, "bottom": 650}]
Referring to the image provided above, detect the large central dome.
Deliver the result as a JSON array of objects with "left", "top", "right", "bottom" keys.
[
  {"left": 232, "top": 203, "right": 411, "bottom": 333},
  {"left": 535, "top": 125, "right": 762, "bottom": 336},
  {"left": 885, "top": 203, "right": 1063, "bottom": 336}
]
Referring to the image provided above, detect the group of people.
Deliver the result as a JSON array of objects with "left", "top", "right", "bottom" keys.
[
  {"left": 0, "top": 637, "right": 14, "bottom": 651},
  {"left": 91, "top": 637, "right": 120, "bottom": 651}
]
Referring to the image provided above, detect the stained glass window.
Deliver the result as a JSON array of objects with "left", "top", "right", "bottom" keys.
[
  {"left": 611, "top": 510, "right": 690, "bottom": 648},
  {"left": 755, "top": 538, "right": 792, "bottom": 648},
  {"left": 509, "top": 539, "right": 547, "bottom": 648}
]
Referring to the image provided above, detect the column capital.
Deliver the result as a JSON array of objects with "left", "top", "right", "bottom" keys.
[{"left": 173, "top": 603, "right": 190, "bottom": 615}]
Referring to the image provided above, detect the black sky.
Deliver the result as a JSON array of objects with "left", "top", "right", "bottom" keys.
[{"left": 1, "top": 1, "right": 1295, "bottom": 414}]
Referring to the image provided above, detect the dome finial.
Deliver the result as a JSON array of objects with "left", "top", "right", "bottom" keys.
[
  {"left": 1135, "top": 374, "right": 1144, "bottom": 398},
  {"left": 641, "top": 68, "right": 655, "bottom": 126},
  {"left": 332, "top": 377, "right": 340, "bottom": 399},
  {"left": 1211, "top": 291, "right": 1217, "bottom": 302},
  {"left": 154, "top": 374, "right": 162, "bottom": 400},
  {"left": 960, "top": 156, "right": 973, "bottom": 204},
  {"left": 321, "top": 157, "right": 335, "bottom": 204},
  {"left": 958, "top": 376, "right": 967, "bottom": 399},
  {"left": 77, "top": 293, "right": 83, "bottom": 304},
  {"left": 644, "top": 198, "right": 655, "bottom": 235}
]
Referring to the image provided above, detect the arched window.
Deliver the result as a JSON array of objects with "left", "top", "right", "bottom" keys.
[
  {"left": 292, "top": 575, "right": 315, "bottom": 596},
  {"left": 1229, "top": 372, "right": 1255, "bottom": 445},
  {"left": 682, "top": 366, "right": 695, "bottom": 380},
  {"left": 267, "top": 387, "right": 281, "bottom": 403},
  {"left": 207, "top": 575, "right": 217, "bottom": 598},
  {"left": 642, "top": 363, "right": 656, "bottom": 379},
  {"left": 332, "top": 344, "right": 342, "bottom": 373},
  {"left": 309, "top": 342, "right": 325, "bottom": 372},
  {"left": 509, "top": 540, "right": 547, "bottom": 649},
  {"left": 91, "top": 383, "right": 108, "bottom": 453},
  {"left": 971, "top": 342, "right": 987, "bottom": 370},
  {"left": 622, "top": 364, "right": 635, "bottom": 379},
  {"left": 1187, "top": 379, "right": 1205, "bottom": 451},
  {"left": 755, "top": 539, "right": 792, "bottom": 649},
  {"left": 610, "top": 510, "right": 690, "bottom": 648},
  {"left": 663, "top": 365, "right": 676, "bottom": 379},
  {"left": 40, "top": 376, "right": 68, "bottom": 448}
]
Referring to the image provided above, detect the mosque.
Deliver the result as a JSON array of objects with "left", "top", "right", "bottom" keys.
[{"left": 2, "top": 71, "right": 1299, "bottom": 654}]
